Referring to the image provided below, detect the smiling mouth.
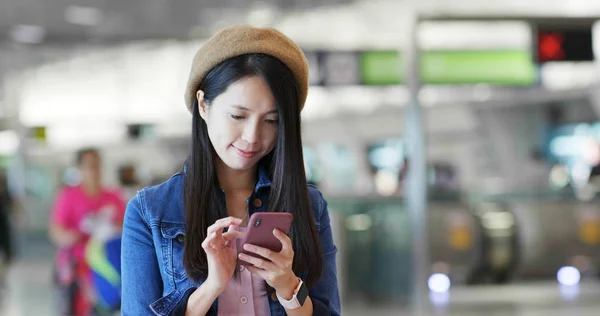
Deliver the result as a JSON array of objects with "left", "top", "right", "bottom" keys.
[{"left": 234, "top": 147, "right": 259, "bottom": 158}]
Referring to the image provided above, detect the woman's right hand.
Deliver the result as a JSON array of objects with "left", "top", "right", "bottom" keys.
[{"left": 202, "top": 217, "right": 245, "bottom": 293}]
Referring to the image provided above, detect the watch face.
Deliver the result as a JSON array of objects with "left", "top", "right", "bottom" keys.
[{"left": 297, "top": 281, "right": 309, "bottom": 306}]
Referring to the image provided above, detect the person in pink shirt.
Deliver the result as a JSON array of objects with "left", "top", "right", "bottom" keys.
[{"left": 49, "top": 148, "right": 126, "bottom": 316}]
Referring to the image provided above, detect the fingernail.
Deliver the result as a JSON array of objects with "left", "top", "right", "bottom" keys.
[{"left": 243, "top": 244, "right": 251, "bottom": 251}]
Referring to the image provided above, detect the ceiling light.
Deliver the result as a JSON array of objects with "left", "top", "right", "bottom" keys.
[
  {"left": 65, "top": 6, "right": 103, "bottom": 26},
  {"left": 9, "top": 25, "right": 45, "bottom": 44}
]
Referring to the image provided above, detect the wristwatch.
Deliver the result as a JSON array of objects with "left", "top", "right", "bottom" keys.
[{"left": 276, "top": 278, "right": 308, "bottom": 310}]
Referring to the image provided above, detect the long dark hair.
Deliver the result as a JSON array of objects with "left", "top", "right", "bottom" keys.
[{"left": 183, "top": 53, "right": 323, "bottom": 288}]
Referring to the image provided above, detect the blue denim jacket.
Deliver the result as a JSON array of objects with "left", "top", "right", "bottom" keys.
[{"left": 121, "top": 166, "right": 341, "bottom": 316}]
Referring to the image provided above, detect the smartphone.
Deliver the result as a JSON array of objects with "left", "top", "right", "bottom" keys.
[{"left": 238, "top": 212, "right": 293, "bottom": 266}]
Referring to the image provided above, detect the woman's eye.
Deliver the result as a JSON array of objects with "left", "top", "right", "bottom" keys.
[
  {"left": 266, "top": 119, "right": 279, "bottom": 125},
  {"left": 230, "top": 114, "right": 244, "bottom": 120}
]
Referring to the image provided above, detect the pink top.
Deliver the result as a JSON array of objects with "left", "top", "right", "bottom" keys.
[
  {"left": 218, "top": 227, "right": 270, "bottom": 316},
  {"left": 50, "top": 185, "right": 126, "bottom": 259}
]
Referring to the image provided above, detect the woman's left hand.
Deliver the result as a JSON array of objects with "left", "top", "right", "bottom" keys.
[{"left": 238, "top": 229, "right": 299, "bottom": 298}]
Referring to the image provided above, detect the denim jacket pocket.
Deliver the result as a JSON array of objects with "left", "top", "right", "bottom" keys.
[{"left": 160, "top": 222, "right": 188, "bottom": 283}]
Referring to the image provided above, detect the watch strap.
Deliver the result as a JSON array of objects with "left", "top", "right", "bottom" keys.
[{"left": 277, "top": 278, "right": 308, "bottom": 309}]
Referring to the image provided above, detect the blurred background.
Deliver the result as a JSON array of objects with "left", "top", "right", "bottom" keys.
[{"left": 2, "top": 0, "right": 600, "bottom": 315}]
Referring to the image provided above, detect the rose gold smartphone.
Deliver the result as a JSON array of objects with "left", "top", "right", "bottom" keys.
[{"left": 238, "top": 212, "right": 293, "bottom": 266}]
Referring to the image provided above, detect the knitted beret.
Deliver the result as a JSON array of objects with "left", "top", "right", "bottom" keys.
[{"left": 185, "top": 25, "right": 309, "bottom": 113}]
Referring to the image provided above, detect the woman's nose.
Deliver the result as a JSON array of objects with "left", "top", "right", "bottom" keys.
[{"left": 242, "top": 121, "right": 260, "bottom": 144}]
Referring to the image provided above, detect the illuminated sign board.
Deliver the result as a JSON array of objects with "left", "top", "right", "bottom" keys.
[
  {"left": 536, "top": 27, "right": 594, "bottom": 63},
  {"left": 307, "top": 50, "right": 537, "bottom": 86}
]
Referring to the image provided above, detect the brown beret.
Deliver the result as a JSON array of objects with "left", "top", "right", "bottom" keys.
[{"left": 185, "top": 25, "right": 309, "bottom": 113}]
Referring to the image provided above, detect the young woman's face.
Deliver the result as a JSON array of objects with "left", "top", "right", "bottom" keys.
[
  {"left": 198, "top": 76, "right": 279, "bottom": 171},
  {"left": 79, "top": 152, "right": 102, "bottom": 185}
]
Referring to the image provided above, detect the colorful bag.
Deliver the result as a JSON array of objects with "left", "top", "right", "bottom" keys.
[{"left": 85, "top": 235, "right": 121, "bottom": 311}]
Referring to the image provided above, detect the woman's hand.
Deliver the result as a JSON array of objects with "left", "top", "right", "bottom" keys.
[
  {"left": 238, "top": 229, "right": 299, "bottom": 299},
  {"left": 203, "top": 217, "right": 245, "bottom": 293},
  {"left": 49, "top": 224, "right": 83, "bottom": 248}
]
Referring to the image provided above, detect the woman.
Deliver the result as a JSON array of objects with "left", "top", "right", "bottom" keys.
[
  {"left": 121, "top": 25, "right": 341, "bottom": 316},
  {"left": 50, "top": 148, "right": 126, "bottom": 315},
  {"left": 0, "top": 168, "right": 14, "bottom": 266}
]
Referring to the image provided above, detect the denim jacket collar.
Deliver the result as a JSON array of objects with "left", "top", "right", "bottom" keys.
[{"left": 254, "top": 164, "right": 272, "bottom": 193}]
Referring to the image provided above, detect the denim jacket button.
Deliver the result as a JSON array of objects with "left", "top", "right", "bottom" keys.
[
  {"left": 252, "top": 198, "right": 263, "bottom": 208},
  {"left": 177, "top": 235, "right": 185, "bottom": 243}
]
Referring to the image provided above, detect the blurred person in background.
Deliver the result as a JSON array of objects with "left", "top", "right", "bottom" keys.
[
  {"left": 121, "top": 25, "right": 340, "bottom": 316},
  {"left": 0, "top": 168, "right": 15, "bottom": 270},
  {"left": 118, "top": 164, "right": 142, "bottom": 202},
  {"left": 0, "top": 167, "right": 26, "bottom": 287},
  {"left": 49, "top": 148, "right": 126, "bottom": 316},
  {"left": 0, "top": 168, "right": 11, "bottom": 305}
]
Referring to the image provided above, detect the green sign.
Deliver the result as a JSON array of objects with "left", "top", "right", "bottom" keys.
[
  {"left": 360, "top": 51, "right": 404, "bottom": 85},
  {"left": 357, "top": 50, "right": 537, "bottom": 86},
  {"left": 421, "top": 50, "right": 537, "bottom": 85}
]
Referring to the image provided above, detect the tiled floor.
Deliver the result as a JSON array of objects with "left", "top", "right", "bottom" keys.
[
  {"left": 1, "top": 260, "right": 55, "bottom": 316},
  {"left": 2, "top": 238, "right": 600, "bottom": 315}
]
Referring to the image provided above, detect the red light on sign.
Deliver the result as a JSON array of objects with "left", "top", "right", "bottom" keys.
[
  {"left": 538, "top": 32, "right": 565, "bottom": 61},
  {"left": 536, "top": 27, "right": 594, "bottom": 63}
]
